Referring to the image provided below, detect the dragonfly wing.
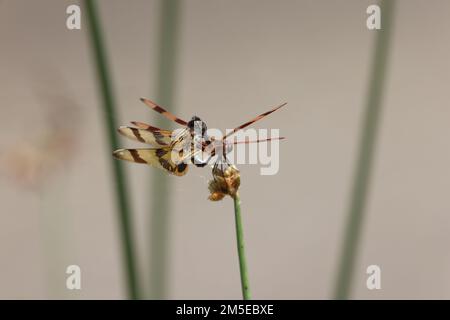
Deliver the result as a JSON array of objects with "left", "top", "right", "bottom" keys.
[
  {"left": 113, "top": 148, "right": 188, "bottom": 176},
  {"left": 140, "top": 98, "right": 188, "bottom": 126},
  {"left": 223, "top": 102, "right": 287, "bottom": 139},
  {"left": 118, "top": 126, "right": 172, "bottom": 147},
  {"left": 130, "top": 121, "right": 165, "bottom": 132}
]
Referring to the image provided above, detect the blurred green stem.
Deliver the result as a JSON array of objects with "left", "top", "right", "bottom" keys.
[
  {"left": 334, "top": 0, "right": 395, "bottom": 299},
  {"left": 84, "top": 0, "right": 141, "bottom": 299},
  {"left": 233, "top": 193, "right": 251, "bottom": 300},
  {"left": 150, "top": 0, "right": 180, "bottom": 299}
]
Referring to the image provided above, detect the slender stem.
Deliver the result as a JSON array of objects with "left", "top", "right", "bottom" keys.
[
  {"left": 83, "top": 0, "right": 141, "bottom": 299},
  {"left": 149, "top": 0, "right": 180, "bottom": 299},
  {"left": 233, "top": 193, "right": 251, "bottom": 300},
  {"left": 334, "top": 0, "right": 395, "bottom": 299}
]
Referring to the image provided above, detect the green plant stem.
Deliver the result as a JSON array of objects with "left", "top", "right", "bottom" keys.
[
  {"left": 84, "top": 0, "right": 140, "bottom": 300},
  {"left": 233, "top": 193, "right": 251, "bottom": 300},
  {"left": 149, "top": 0, "right": 180, "bottom": 299},
  {"left": 334, "top": 0, "right": 395, "bottom": 300}
]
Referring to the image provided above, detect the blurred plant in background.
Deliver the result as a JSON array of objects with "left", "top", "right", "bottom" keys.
[
  {"left": 0, "top": 93, "right": 81, "bottom": 189},
  {"left": 0, "top": 82, "right": 82, "bottom": 298},
  {"left": 149, "top": 0, "right": 180, "bottom": 299},
  {"left": 334, "top": 0, "right": 395, "bottom": 299},
  {"left": 84, "top": 0, "right": 141, "bottom": 299},
  {"left": 84, "top": 0, "right": 181, "bottom": 300}
]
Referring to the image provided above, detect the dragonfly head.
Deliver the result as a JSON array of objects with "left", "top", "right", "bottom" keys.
[{"left": 188, "top": 116, "right": 207, "bottom": 136}]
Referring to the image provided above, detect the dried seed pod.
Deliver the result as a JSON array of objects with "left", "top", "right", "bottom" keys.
[{"left": 208, "top": 164, "right": 240, "bottom": 201}]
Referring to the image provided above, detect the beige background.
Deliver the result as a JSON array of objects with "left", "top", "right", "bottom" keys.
[{"left": 0, "top": 0, "right": 449, "bottom": 299}]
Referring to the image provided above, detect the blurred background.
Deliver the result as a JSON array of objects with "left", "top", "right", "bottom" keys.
[{"left": 0, "top": 0, "right": 449, "bottom": 299}]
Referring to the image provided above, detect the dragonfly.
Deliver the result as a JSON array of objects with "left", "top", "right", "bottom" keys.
[{"left": 113, "top": 98, "right": 286, "bottom": 176}]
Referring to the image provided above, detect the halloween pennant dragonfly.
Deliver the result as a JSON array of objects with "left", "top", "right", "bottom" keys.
[{"left": 113, "top": 98, "right": 286, "bottom": 176}]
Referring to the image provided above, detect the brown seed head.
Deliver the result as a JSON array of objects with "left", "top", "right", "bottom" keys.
[{"left": 208, "top": 164, "right": 241, "bottom": 201}]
